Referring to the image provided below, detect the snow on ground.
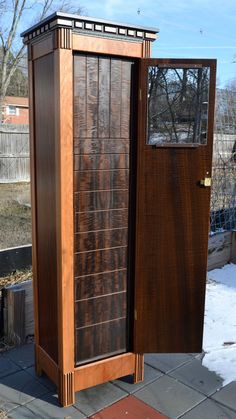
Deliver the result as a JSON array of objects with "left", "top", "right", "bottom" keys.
[{"left": 203, "top": 263, "right": 236, "bottom": 386}]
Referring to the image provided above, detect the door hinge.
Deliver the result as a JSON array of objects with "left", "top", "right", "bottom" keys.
[
  {"left": 134, "top": 309, "right": 137, "bottom": 321},
  {"left": 139, "top": 89, "right": 142, "bottom": 101}
]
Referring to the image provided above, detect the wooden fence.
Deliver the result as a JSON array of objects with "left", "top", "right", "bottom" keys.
[
  {"left": 208, "top": 230, "right": 236, "bottom": 270},
  {"left": 0, "top": 124, "right": 30, "bottom": 183}
]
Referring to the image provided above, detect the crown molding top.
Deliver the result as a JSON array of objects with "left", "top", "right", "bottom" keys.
[{"left": 21, "top": 12, "right": 159, "bottom": 43}]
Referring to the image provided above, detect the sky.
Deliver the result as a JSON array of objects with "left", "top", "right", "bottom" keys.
[{"left": 77, "top": 0, "right": 236, "bottom": 87}]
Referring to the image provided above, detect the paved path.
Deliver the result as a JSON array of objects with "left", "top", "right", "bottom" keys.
[{"left": 0, "top": 344, "right": 236, "bottom": 418}]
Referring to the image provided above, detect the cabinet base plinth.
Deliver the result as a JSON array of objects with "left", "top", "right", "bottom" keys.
[
  {"left": 134, "top": 353, "right": 144, "bottom": 383},
  {"left": 34, "top": 346, "right": 144, "bottom": 407},
  {"left": 58, "top": 370, "right": 75, "bottom": 407}
]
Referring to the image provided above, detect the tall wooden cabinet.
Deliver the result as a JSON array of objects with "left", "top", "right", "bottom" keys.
[{"left": 22, "top": 12, "right": 216, "bottom": 407}]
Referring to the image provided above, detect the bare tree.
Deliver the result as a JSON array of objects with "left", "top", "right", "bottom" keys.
[
  {"left": 147, "top": 67, "right": 209, "bottom": 145},
  {"left": 0, "top": 0, "right": 84, "bottom": 123}
]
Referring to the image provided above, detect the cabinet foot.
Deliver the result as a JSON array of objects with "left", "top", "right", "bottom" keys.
[
  {"left": 134, "top": 353, "right": 144, "bottom": 383},
  {"left": 58, "top": 370, "right": 75, "bottom": 407}
]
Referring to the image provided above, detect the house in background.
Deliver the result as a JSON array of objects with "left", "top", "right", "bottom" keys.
[{"left": 2, "top": 96, "right": 29, "bottom": 124}]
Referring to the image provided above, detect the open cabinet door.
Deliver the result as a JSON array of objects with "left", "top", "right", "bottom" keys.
[{"left": 134, "top": 58, "right": 216, "bottom": 353}]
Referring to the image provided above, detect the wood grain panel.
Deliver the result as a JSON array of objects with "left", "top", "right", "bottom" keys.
[
  {"left": 75, "top": 247, "right": 127, "bottom": 276},
  {"left": 121, "top": 61, "right": 132, "bottom": 139},
  {"left": 74, "top": 170, "right": 129, "bottom": 191},
  {"left": 135, "top": 148, "right": 211, "bottom": 352},
  {"left": 74, "top": 153, "right": 129, "bottom": 171},
  {"left": 72, "top": 34, "right": 143, "bottom": 58},
  {"left": 75, "top": 209, "right": 128, "bottom": 232},
  {"left": 75, "top": 228, "right": 128, "bottom": 252},
  {"left": 34, "top": 54, "right": 58, "bottom": 362},
  {"left": 73, "top": 54, "right": 135, "bottom": 364},
  {"left": 134, "top": 58, "right": 216, "bottom": 354},
  {"left": 98, "top": 58, "right": 110, "bottom": 138},
  {"left": 54, "top": 48, "right": 74, "bottom": 376},
  {"left": 110, "top": 59, "right": 122, "bottom": 138},
  {"left": 74, "top": 352, "right": 136, "bottom": 392},
  {"left": 75, "top": 318, "right": 126, "bottom": 364},
  {"left": 74, "top": 55, "right": 86, "bottom": 138},
  {"left": 74, "top": 138, "right": 130, "bottom": 155},
  {"left": 74, "top": 190, "right": 129, "bottom": 212},
  {"left": 75, "top": 269, "right": 127, "bottom": 301},
  {"left": 32, "top": 34, "right": 53, "bottom": 60},
  {"left": 86, "top": 56, "right": 98, "bottom": 138},
  {"left": 75, "top": 292, "right": 127, "bottom": 328}
]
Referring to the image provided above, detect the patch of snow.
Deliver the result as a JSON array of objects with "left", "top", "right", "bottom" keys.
[{"left": 203, "top": 263, "right": 236, "bottom": 386}]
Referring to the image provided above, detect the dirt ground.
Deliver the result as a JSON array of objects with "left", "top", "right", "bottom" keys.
[{"left": 0, "top": 183, "right": 32, "bottom": 249}]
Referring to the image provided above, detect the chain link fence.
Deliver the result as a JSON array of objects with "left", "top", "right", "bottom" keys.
[{"left": 210, "top": 89, "right": 236, "bottom": 233}]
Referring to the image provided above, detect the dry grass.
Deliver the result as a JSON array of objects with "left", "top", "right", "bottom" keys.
[
  {"left": 0, "top": 410, "right": 9, "bottom": 419},
  {"left": 0, "top": 183, "right": 31, "bottom": 250},
  {"left": 0, "top": 268, "right": 32, "bottom": 291}
]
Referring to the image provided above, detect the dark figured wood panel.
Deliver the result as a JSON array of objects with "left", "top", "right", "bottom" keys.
[
  {"left": 74, "top": 169, "right": 129, "bottom": 191},
  {"left": 75, "top": 228, "right": 128, "bottom": 252},
  {"left": 74, "top": 154, "right": 129, "bottom": 171},
  {"left": 75, "top": 292, "right": 127, "bottom": 328},
  {"left": 34, "top": 54, "right": 58, "bottom": 362},
  {"left": 98, "top": 58, "right": 110, "bottom": 138},
  {"left": 121, "top": 61, "right": 132, "bottom": 139},
  {"left": 74, "top": 55, "right": 86, "bottom": 138},
  {"left": 75, "top": 318, "right": 126, "bottom": 364},
  {"left": 75, "top": 209, "right": 128, "bottom": 233},
  {"left": 75, "top": 247, "right": 127, "bottom": 276},
  {"left": 74, "top": 190, "right": 128, "bottom": 212},
  {"left": 87, "top": 56, "right": 98, "bottom": 138},
  {"left": 74, "top": 138, "right": 129, "bottom": 155},
  {"left": 134, "top": 58, "right": 216, "bottom": 354},
  {"left": 75, "top": 270, "right": 127, "bottom": 301},
  {"left": 74, "top": 54, "right": 135, "bottom": 365},
  {"left": 110, "top": 59, "right": 122, "bottom": 138}
]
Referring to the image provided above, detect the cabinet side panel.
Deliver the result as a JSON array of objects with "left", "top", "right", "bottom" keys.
[{"left": 34, "top": 54, "right": 58, "bottom": 362}]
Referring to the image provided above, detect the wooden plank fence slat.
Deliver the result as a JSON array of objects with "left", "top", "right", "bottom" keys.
[
  {"left": 208, "top": 231, "right": 232, "bottom": 270},
  {"left": 3, "top": 280, "right": 34, "bottom": 344},
  {"left": 0, "top": 125, "right": 30, "bottom": 182}
]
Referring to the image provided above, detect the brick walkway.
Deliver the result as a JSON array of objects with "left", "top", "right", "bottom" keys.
[{"left": 0, "top": 344, "right": 236, "bottom": 418}]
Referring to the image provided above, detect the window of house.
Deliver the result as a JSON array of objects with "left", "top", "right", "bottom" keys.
[{"left": 8, "top": 105, "right": 17, "bottom": 115}]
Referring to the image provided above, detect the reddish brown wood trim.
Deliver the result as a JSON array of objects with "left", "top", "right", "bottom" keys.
[
  {"left": 54, "top": 47, "right": 74, "bottom": 374},
  {"left": 53, "top": 27, "right": 72, "bottom": 50},
  {"left": 72, "top": 34, "right": 144, "bottom": 57},
  {"left": 37, "top": 345, "right": 59, "bottom": 386},
  {"left": 58, "top": 370, "right": 75, "bottom": 407},
  {"left": 134, "top": 354, "right": 144, "bottom": 382},
  {"left": 142, "top": 40, "right": 151, "bottom": 58},
  {"left": 31, "top": 33, "right": 54, "bottom": 60},
  {"left": 74, "top": 352, "right": 136, "bottom": 391}
]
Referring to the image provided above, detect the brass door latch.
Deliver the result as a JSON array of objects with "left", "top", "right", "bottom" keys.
[{"left": 200, "top": 177, "right": 212, "bottom": 187}]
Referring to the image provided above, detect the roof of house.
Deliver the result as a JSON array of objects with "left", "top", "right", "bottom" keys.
[{"left": 5, "top": 96, "right": 29, "bottom": 107}]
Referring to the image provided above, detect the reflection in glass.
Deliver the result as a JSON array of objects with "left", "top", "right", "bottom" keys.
[{"left": 147, "top": 66, "right": 210, "bottom": 145}]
